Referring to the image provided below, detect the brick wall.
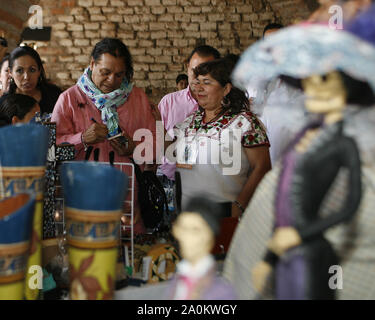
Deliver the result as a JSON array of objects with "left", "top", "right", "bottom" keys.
[{"left": 34, "top": 0, "right": 313, "bottom": 103}]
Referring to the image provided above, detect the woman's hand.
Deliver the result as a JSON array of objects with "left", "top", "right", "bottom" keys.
[
  {"left": 267, "top": 227, "right": 302, "bottom": 256},
  {"left": 109, "top": 131, "right": 135, "bottom": 157},
  {"left": 82, "top": 122, "right": 108, "bottom": 144},
  {"left": 233, "top": 145, "right": 271, "bottom": 218}
]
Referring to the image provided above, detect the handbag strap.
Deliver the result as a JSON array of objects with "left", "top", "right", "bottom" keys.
[
  {"left": 84, "top": 146, "right": 94, "bottom": 160},
  {"left": 175, "top": 171, "right": 182, "bottom": 214},
  {"left": 130, "top": 159, "right": 146, "bottom": 197}
]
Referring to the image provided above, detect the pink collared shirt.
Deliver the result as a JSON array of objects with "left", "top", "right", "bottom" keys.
[
  {"left": 158, "top": 87, "right": 199, "bottom": 180},
  {"left": 51, "top": 85, "right": 156, "bottom": 234},
  {"left": 51, "top": 84, "right": 156, "bottom": 164}
]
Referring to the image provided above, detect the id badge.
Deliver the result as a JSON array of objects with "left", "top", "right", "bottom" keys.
[{"left": 176, "top": 140, "right": 197, "bottom": 169}]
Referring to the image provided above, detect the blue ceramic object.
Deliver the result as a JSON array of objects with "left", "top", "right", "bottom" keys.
[
  {"left": 60, "top": 161, "right": 128, "bottom": 211},
  {"left": 0, "top": 193, "right": 35, "bottom": 244},
  {"left": 0, "top": 124, "right": 49, "bottom": 167}
]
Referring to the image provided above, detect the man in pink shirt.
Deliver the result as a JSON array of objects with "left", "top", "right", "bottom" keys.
[
  {"left": 52, "top": 38, "right": 156, "bottom": 233},
  {"left": 158, "top": 45, "right": 221, "bottom": 180}
]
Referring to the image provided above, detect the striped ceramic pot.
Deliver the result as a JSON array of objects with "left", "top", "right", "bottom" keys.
[
  {"left": 0, "top": 124, "right": 49, "bottom": 300},
  {"left": 60, "top": 161, "right": 128, "bottom": 300},
  {"left": 0, "top": 193, "right": 35, "bottom": 300}
]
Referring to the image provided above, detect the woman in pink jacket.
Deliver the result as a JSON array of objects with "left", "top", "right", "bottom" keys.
[{"left": 51, "top": 38, "right": 156, "bottom": 234}]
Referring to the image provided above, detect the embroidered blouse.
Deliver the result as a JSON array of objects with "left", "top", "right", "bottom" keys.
[
  {"left": 180, "top": 109, "right": 269, "bottom": 147},
  {"left": 174, "top": 109, "right": 269, "bottom": 207}
]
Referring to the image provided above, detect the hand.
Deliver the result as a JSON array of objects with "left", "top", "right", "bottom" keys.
[
  {"left": 109, "top": 131, "right": 135, "bottom": 157},
  {"left": 267, "top": 227, "right": 302, "bottom": 256},
  {"left": 252, "top": 261, "right": 272, "bottom": 294},
  {"left": 82, "top": 122, "right": 108, "bottom": 144}
]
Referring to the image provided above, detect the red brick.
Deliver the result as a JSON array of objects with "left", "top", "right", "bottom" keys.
[
  {"left": 51, "top": 8, "right": 66, "bottom": 15},
  {"left": 0, "top": 9, "right": 23, "bottom": 30},
  {"left": 61, "top": 0, "right": 76, "bottom": 7}
]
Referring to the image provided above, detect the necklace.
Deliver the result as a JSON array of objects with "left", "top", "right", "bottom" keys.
[{"left": 202, "top": 108, "right": 225, "bottom": 125}]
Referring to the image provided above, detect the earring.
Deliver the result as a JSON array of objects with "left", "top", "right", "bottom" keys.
[{"left": 221, "top": 95, "right": 230, "bottom": 109}]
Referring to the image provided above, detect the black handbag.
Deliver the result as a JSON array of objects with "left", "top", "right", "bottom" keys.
[{"left": 130, "top": 159, "right": 169, "bottom": 232}]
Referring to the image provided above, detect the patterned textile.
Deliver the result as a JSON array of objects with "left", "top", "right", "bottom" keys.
[
  {"left": 223, "top": 123, "right": 375, "bottom": 299},
  {"left": 223, "top": 166, "right": 278, "bottom": 300},
  {"left": 232, "top": 25, "right": 375, "bottom": 96},
  {"left": 176, "top": 109, "right": 269, "bottom": 149},
  {"left": 174, "top": 109, "right": 269, "bottom": 207},
  {"left": 157, "top": 87, "right": 199, "bottom": 180},
  {"left": 77, "top": 67, "right": 133, "bottom": 137}
]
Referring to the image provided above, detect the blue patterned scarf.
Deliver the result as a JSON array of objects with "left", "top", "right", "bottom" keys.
[{"left": 77, "top": 67, "right": 133, "bottom": 137}]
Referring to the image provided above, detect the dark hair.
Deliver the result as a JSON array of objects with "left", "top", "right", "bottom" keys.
[
  {"left": 280, "top": 71, "right": 375, "bottom": 106},
  {"left": 8, "top": 46, "right": 48, "bottom": 94},
  {"left": 224, "top": 53, "right": 240, "bottom": 69},
  {"left": 183, "top": 196, "right": 223, "bottom": 236},
  {"left": 263, "top": 23, "right": 284, "bottom": 37},
  {"left": 0, "top": 113, "right": 10, "bottom": 127},
  {"left": 0, "top": 37, "right": 8, "bottom": 48},
  {"left": 91, "top": 38, "right": 134, "bottom": 82},
  {"left": 0, "top": 54, "right": 9, "bottom": 71},
  {"left": 0, "top": 93, "right": 38, "bottom": 122},
  {"left": 193, "top": 58, "right": 250, "bottom": 114},
  {"left": 176, "top": 73, "right": 188, "bottom": 84},
  {"left": 186, "top": 45, "right": 221, "bottom": 64},
  {"left": 341, "top": 71, "right": 375, "bottom": 106}
]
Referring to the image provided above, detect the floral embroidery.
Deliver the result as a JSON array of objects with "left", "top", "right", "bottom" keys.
[{"left": 183, "top": 110, "right": 269, "bottom": 147}]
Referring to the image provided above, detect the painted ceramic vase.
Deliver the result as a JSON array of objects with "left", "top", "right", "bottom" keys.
[
  {"left": 0, "top": 124, "right": 49, "bottom": 300},
  {"left": 60, "top": 162, "right": 128, "bottom": 300},
  {"left": 0, "top": 193, "right": 35, "bottom": 300}
]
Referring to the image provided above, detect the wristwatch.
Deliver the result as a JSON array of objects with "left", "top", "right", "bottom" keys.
[{"left": 233, "top": 200, "right": 245, "bottom": 213}]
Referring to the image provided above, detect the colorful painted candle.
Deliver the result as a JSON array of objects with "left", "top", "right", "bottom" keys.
[
  {"left": 0, "top": 124, "right": 49, "bottom": 300},
  {"left": 0, "top": 193, "right": 35, "bottom": 300},
  {"left": 60, "top": 162, "right": 128, "bottom": 300}
]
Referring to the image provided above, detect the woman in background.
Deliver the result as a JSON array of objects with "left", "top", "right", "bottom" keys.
[
  {"left": 0, "top": 54, "right": 10, "bottom": 97},
  {"left": 0, "top": 46, "right": 61, "bottom": 115},
  {"left": 0, "top": 93, "right": 40, "bottom": 125},
  {"left": 173, "top": 58, "right": 271, "bottom": 218}
]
